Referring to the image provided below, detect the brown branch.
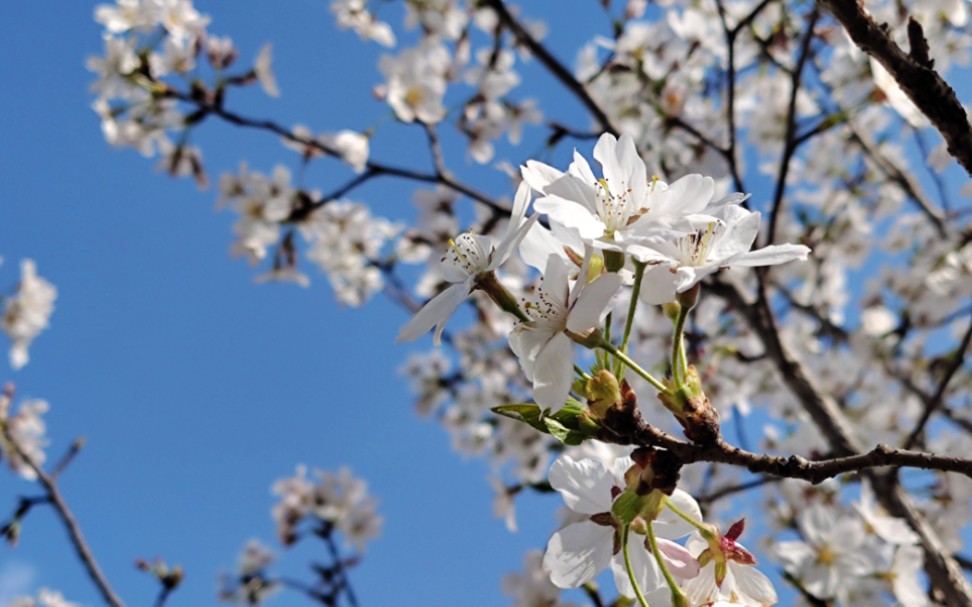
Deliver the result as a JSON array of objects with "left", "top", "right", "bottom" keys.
[
  {"left": 765, "top": 8, "right": 820, "bottom": 248},
  {"left": 816, "top": 0, "right": 972, "bottom": 176},
  {"left": 615, "top": 420, "right": 972, "bottom": 483},
  {"left": 0, "top": 411, "right": 125, "bottom": 607},
  {"left": 708, "top": 279, "right": 972, "bottom": 603},
  {"left": 169, "top": 89, "right": 508, "bottom": 216},
  {"left": 903, "top": 310, "right": 972, "bottom": 448},
  {"left": 483, "top": 0, "right": 618, "bottom": 136}
]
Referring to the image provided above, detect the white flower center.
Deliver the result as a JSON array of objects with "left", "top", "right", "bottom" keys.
[
  {"left": 523, "top": 278, "right": 566, "bottom": 326},
  {"left": 444, "top": 233, "right": 490, "bottom": 275},
  {"left": 676, "top": 221, "right": 722, "bottom": 267},
  {"left": 594, "top": 178, "right": 634, "bottom": 235}
]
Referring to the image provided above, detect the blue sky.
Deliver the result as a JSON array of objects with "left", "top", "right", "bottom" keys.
[{"left": 0, "top": 1, "right": 591, "bottom": 605}]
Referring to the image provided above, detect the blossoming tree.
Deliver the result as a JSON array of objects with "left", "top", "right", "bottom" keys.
[{"left": 5, "top": 0, "right": 972, "bottom": 605}]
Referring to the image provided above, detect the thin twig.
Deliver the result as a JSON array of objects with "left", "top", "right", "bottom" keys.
[
  {"left": 483, "top": 0, "right": 618, "bottom": 136},
  {"left": 903, "top": 310, "right": 972, "bottom": 449},
  {"left": 0, "top": 415, "right": 125, "bottom": 607},
  {"left": 168, "top": 89, "right": 507, "bottom": 215},
  {"left": 765, "top": 8, "right": 820, "bottom": 248}
]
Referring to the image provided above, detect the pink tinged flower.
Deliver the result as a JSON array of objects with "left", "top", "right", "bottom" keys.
[
  {"left": 397, "top": 183, "right": 537, "bottom": 344},
  {"left": 543, "top": 455, "right": 700, "bottom": 597},
  {"left": 637, "top": 203, "right": 810, "bottom": 305},
  {"left": 509, "top": 253, "right": 621, "bottom": 409},
  {"left": 682, "top": 521, "right": 778, "bottom": 607}
]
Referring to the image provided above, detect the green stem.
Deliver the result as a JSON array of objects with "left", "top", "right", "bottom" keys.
[
  {"left": 647, "top": 521, "right": 687, "bottom": 606},
  {"left": 663, "top": 496, "right": 712, "bottom": 538},
  {"left": 476, "top": 271, "right": 529, "bottom": 323},
  {"left": 598, "top": 340, "right": 669, "bottom": 394},
  {"left": 671, "top": 304, "right": 690, "bottom": 389},
  {"left": 621, "top": 261, "right": 646, "bottom": 354},
  {"left": 621, "top": 524, "right": 651, "bottom": 607},
  {"left": 574, "top": 364, "right": 592, "bottom": 383}
]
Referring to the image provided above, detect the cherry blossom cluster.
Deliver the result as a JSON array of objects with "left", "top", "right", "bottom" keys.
[
  {"left": 543, "top": 452, "right": 776, "bottom": 607},
  {"left": 396, "top": 132, "right": 810, "bottom": 604},
  {"left": 217, "top": 163, "right": 400, "bottom": 304},
  {"left": 219, "top": 466, "right": 382, "bottom": 605},
  {"left": 0, "top": 388, "right": 49, "bottom": 481},
  {"left": 1, "top": 259, "right": 57, "bottom": 370},
  {"left": 80, "top": 0, "right": 972, "bottom": 604}
]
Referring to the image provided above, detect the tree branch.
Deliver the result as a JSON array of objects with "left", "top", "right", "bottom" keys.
[
  {"left": 816, "top": 0, "right": 972, "bottom": 176},
  {"left": 0, "top": 400, "right": 126, "bottom": 607},
  {"left": 483, "top": 0, "right": 618, "bottom": 136}
]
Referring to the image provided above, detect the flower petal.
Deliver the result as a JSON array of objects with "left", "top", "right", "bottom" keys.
[
  {"left": 533, "top": 332, "right": 574, "bottom": 409},
  {"left": 566, "top": 272, "right": 621, "bottom": 333},
  {"left": 728, "top": 243, "right": 810, "bottom": 268},
  {"left": 654, "top": 489, "right": 702, "bottom": 539},
  {"left": 639, "top": 265, "right": 678, "bottom": 305},
  {"left": 548, "top": 455, "right": 615, "bottom": 514},
  {"left": 395, "top": 281, "right": 470, "bottom": 344},
  {"left": 544, "top": 522, "right": 614, "bottom": 588}
]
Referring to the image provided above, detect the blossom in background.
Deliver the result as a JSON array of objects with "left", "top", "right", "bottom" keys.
[
  {"left": 775, "top": 503, "right": 874, "bottom": 603},
  {"left": 502, "top": 550, "right": 579, "bottom": 607},
  {"left": 271, "top": 465, "right": 382, "bottom": 552},
  {"left": 0, "top": 399, "right": 50, "bottom": 481},
  {"left": 331, "top": 0, "right": 396, "bottom": 47},
  {"left": 2, "top": 260, "right": 57, "bottom": 370},
  {"left": 397, "top": 182, "right": 537, "bottom": 344},
  {"left": 254, "top": 44, "right": 279, "bottom": 98},
  {"left": 379, "top": 40, "right": 450, "bottom": 124},
  {"left": 509, "top": 253, "right": 620, "bottom": 409}
]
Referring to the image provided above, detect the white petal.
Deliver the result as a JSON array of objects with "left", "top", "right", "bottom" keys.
[
  {"left": 541, "top": 254, "right": 571, "bottom": 307},
  {"left": 652, "top": 174, "right": 714, "bottom": 215},
  {"left": 729, "top": 244, "right": 810, "bottom": 267},
  {"left": 493, "top": 193, "right": 539, "bottom": 271},
  {"left": 568, "top": 149, "right": 598, "bottom": 185},
  {"left": 733, "top": 562, "right": 778, "bottom": 605},
  {"left": 655, "top": 489, "right": 702, "bottom": 539},
  {"left": 549, "top": 455, "right": 615, "bottom": 514},
  {"left": 708, "top": 205, "right": 760, "bottom": 260},
  {"left": 521, "top": 160, "right": 564, "bottom": 193},
  {"left": 536, "top": 193, "right": 604, "bottom": 239},
  {"left": 519, "top": 222, "right": 566, "bottom": 272},
  {"left": 566, "top": 272, "right": 621, "bottom": 333},
  {"left": 533, "top": 332, "right": 574, "bottom": 409},
  {"left": 395, "top": 281, "right": 470, "bottom": 343},
  {"left": 639, "top": 265, "right": 678, "bottom": 305},
  {"left": 544, "top": 522, "right": 614, "bottom": 588}
]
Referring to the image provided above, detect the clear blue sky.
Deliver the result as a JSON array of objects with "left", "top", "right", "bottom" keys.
[{"left": 0, "top": 2, "right": 617, "bottom": 606}]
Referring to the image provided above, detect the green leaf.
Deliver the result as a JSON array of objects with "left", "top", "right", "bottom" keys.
[
  {"left": 491, "top": 403, "right": 547, "bottom": 433},
  {"left": 493, "top": 399, "right": 597, "bottom": 446}
]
